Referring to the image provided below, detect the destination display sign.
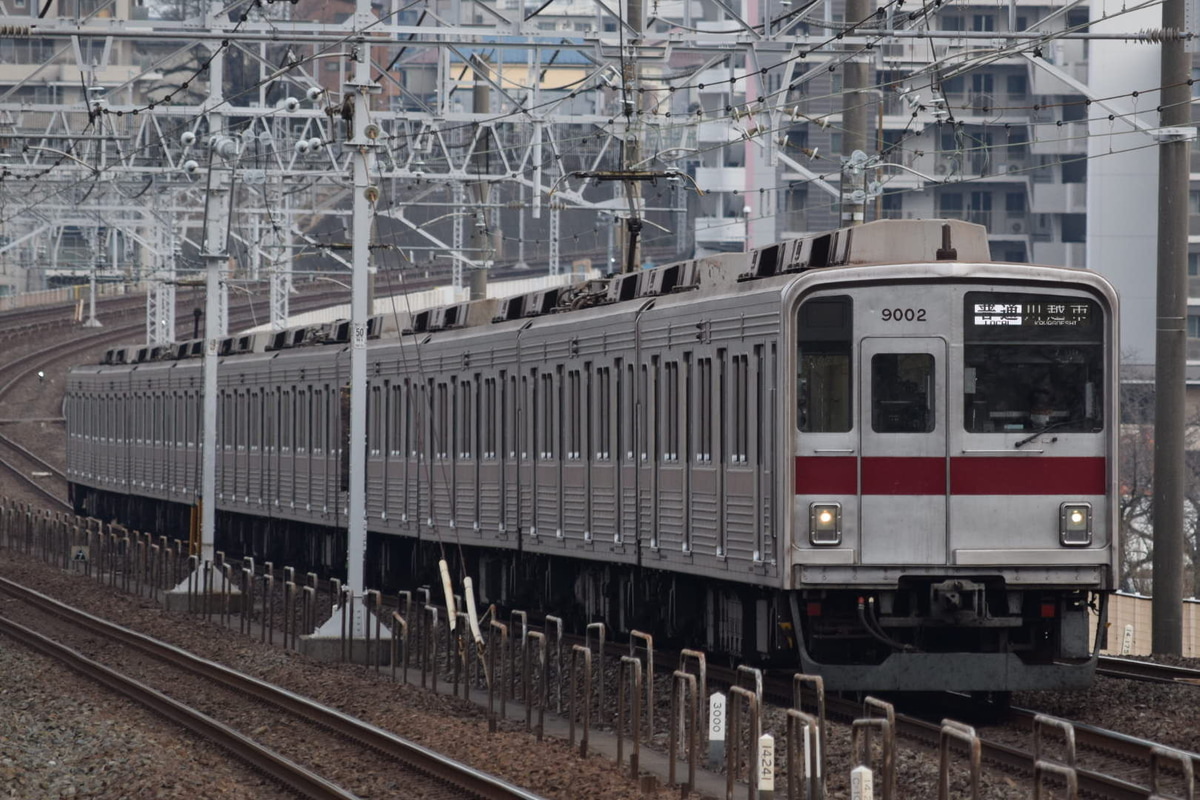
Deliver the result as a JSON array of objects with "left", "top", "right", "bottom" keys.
[{"left": 972, "top": 300, "right": 1092, "bottom": 327}]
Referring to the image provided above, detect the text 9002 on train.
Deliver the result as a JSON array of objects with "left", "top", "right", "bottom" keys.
[{"left": 66, "top": 219, "right": 1117, "bottom": 692}]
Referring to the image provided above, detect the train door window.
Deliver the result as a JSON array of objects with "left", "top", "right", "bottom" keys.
[
  {"left": 731, "top": 354, "right": 749, "bottom": 463},
  {"left": 265, "top": 390, "right": 277, "bottom": 451},
  {"left": 221, "top": 390, "right": 232, "bottom": 450},
  {"left": 639, "top": 363, "right": 649, "bottom": 462},
  {"left": 716, "top": 351, "right": 728, "bottom": 557},
  {"left": 309, "top": 389, "right": 320, "bottom": 455},
  {"left": 153, "top": 393, "right": 163, "bottom": 445},
  {"left": 434, "top": 381, "right": 448, "bottom": 460},
  {"left": 239, "top": 390, "right": 250, "bottom": 451},
  {"left": 697, "top": 357, "right": 712, "bottom": 462},
  {"left": 280, "top": 389, "right": 292, "bottom": 453},
  {"left": 460, "top": 378, "right": 474, "bottom": 459},
  {"left": 504, "top": 373, "right": 516, "bottom": 460},
  {"left": 663, "top": 360, "right": 680, "bottom": 462},
  {"left": 452, "top": 379, "right": 462, "bottom": 459},
  {"left": 567, "top": 369, "right": 581, "bottom": 460},
  {"left": 596, "top": 366, "right": 610, "bottom": 461},
  {"left": 616, "top": 361, "right": 630, "bottom": 461},
  {"left": 367, "top": 385, "right": 380, "bottom": 455},
  {"left": 871, "top": 353, "right": 935, "bottom": 433},
  {"left": 526, "top": 372, "right": 536, "bottom": 460},
  {"left": 684, "top": 354, "right": 694, "bottom": 464},
  {"left": 296, "top": 389, "right": 308, "bottom": 454},
  {"left": 798, "top": 295, "right": 853, "bottom": 432},
  {"left": 250, "top": 390, "right": 261, "bottom": 451},
  {"left": 322, "top": 385, "right": 333, "bottom": 455},
  {"left": 389, "top": 384, "right": 403, "bottom": 457},
  {"left": 540, "top": 371, "right": 555, "bottom": 459}
]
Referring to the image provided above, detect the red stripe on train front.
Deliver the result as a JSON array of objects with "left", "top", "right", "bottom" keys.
[
  {"left": 794, "top": 456, "right": 857, "bottom": 494},
  {"left": 862, "top": 457, "right": 945, "bottom": 494},
  {"left": 950, "top": 456, "right": 1106, "bottom": 495},
  {"left": 795, "top": 456, "right": 1107, "bottom": 496}
]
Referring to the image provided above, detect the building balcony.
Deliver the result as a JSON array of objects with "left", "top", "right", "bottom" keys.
[
  {"left": 1030, "top": 182, "right": 1086, "bottom": 214},
  {"left": 694, "top": 166, "right": 746, "bottom": 193},
  {"left": 695, "top": 216, "right": 748, "bottom": 244},
  {"left": 1030, "top": 122, "right": 1087, "bottom": 155}
]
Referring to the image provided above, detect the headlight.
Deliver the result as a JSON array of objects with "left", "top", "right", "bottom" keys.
[
  {"left": 809, "top": 502, "right": 842, "bottom": 545},
  {"left": 1059, "top": 502, "right": 1092, "bottom": 546}
]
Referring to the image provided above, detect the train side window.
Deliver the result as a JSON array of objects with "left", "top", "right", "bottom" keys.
[
  {"left": 871, "top": 353, "right": 935, "bottom": 433},
  {"left": 797, "top": 295, "right": 853, "bottom": 432}
]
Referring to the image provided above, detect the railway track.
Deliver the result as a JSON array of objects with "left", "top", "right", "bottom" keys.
[
  {"left": 0, "top": 576, "right": 549, "bottom": 800},
  {"left": 687, "top": 661, "right": 1199, "bottom": 799},
  {"left": 1098, "top": 656, "right": 1200, "bottom": 685}
]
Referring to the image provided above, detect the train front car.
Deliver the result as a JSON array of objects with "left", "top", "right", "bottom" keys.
[{"left": 787, "top": 222, "right": 1117, "bottom": 692}]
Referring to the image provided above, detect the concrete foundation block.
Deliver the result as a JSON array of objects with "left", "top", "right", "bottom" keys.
[{"left": 299, "top": 635, "right": 393, "bottom": 667}]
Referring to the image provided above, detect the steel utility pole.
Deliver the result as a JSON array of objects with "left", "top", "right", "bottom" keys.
[{"left": 1150, "top": 0, "right": 1193, "bottom": 655}]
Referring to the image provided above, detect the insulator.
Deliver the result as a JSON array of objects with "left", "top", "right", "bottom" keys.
[
  {"left": 1135, "top": 27, "right": 1178, "bottom": 43},
  {"left": 0, "top": 25, "right": 33, "bottom": 36}
]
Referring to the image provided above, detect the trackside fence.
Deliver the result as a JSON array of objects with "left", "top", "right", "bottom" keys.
[{"left": 5, "top": 501, "right": 1200, "bottom": 799}]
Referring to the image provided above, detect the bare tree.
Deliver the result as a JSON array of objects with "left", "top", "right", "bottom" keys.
[{"left": 1117, "top": 382, "right": 1200, "bottom": 598}]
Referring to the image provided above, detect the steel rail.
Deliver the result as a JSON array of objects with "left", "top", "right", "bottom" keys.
[
  {"left": 0, "top": 615, "right": 362, "bottom": 800},
  {"left": 0, "top": 453, "right": 71, "bottom": 510},
  {"left": 0, "top": 577, "right": 550, "bottom": 800},
  {"left": 1098, "top": 656, "right": 1200, "bottom": 685},
  {"left": 715, "top": 664, "right": 1162, "bottom": 800}
]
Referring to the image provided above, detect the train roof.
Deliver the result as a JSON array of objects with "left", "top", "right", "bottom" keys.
[{"left": 92, "top": 219, "right": 993, "bottom": 366}]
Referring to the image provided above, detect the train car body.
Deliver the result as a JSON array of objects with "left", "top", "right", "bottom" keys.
[{"left": 66, "top": 219, "right": 1118, "bottom": 691}]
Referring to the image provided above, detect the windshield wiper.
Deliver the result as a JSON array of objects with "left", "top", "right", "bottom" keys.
[{"left": 1014, "top": 420, "right": 1073, "bottom": 449}]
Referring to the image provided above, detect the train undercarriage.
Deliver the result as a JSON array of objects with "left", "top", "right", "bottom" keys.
[{"left": 71, "top": 484, "right": 1104, "bottom": 692}]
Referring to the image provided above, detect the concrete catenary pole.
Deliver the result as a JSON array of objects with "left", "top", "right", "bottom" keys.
[
  {"left": 343, "top": 0, "right": 379, "bottom": 628},
  {"left": 619, "top": 0, "right": 643, "bottom": 274},
  {"left": 1150, "top": 0, "right": 1191, "bottom": 655},
  {"left": 840, "top": 0, "right": 873, "bottom": 227}
]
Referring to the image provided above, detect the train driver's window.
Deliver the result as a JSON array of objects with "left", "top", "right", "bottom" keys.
[
  {"left": 871, "top": 354, "right": 935, "bottom": 433},
  {"left": 797, "top": 295, "right": 852, "bottom": 432}
]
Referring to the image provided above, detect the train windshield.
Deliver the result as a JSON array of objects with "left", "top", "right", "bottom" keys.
[{"left": 962, "top": 291, "right": 1103, "bottom": 434}]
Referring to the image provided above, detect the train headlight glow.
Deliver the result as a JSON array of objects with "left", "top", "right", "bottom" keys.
[
  {"left": 809, "top": 502, "right": 842, "bottom": 545},
  {"left": 1059, "top": 502, "right": 1092, "bottom": 546}
]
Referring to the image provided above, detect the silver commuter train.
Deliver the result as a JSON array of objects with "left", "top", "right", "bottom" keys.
[{"left": 66, "top": 218, "right": 1117, "bottom": 691}]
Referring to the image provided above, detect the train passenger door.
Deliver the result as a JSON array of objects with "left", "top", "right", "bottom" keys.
[{"left": 858, "top": 337, "right": 947, "bottom": 565}]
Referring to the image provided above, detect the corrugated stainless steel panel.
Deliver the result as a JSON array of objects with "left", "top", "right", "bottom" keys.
[
  {"left": 561, "top": 482, "right": 587, "bottom": 539},
  {"left": 430, "top": 468, "right": 453, "bottom": 529},
  {"left": 454, "top": 461, "right": 479, "bottom": 539},
  {"left": 591, "top": 468, "right": 617, "bottom": 542},
  {"left": 689, "top": 480, "right": 720, "bottom": 554},
  {"left": 367, "top": 460, "right": 386, "bottom": 516},
  {"left": 657, "top": 487, "right": 686, "bottom": 551},
  {"left": 534, "top": 463, "right": 560, "bottom": 537}
]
